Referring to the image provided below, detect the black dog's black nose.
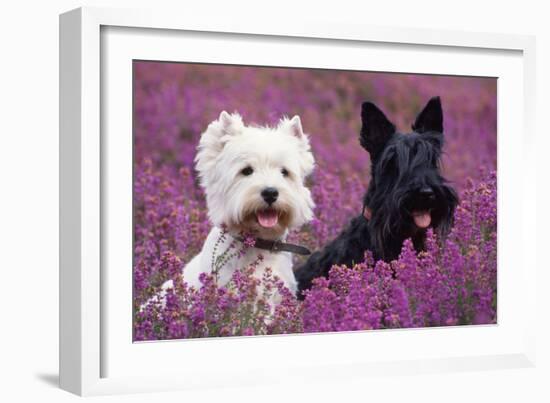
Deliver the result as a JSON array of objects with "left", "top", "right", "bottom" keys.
[
  {"left": 261, "top": 187, "right": 279, "bottom": 205},
  {"left": 419, "top": 187, "right": 435, "bottom": 199}
]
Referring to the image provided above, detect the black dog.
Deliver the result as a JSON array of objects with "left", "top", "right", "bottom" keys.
[{"left": 295, "top": 97, "right": 458, "bottom": 296}]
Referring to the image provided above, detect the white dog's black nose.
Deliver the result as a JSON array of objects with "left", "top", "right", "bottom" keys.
[{"left": 261, "top": 187, "right": 279, "bottom": 205}]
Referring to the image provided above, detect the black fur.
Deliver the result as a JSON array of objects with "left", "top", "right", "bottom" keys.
[{"left": 295, "top": 97, "right": 458, "bottom": 297}]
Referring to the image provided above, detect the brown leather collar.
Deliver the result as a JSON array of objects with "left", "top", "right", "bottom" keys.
[{"left": 235, "top": 236, "right": 311, "bottom": 256}]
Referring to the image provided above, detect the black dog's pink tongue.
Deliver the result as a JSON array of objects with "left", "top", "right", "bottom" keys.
[
  {"left": 257, "top": 209, "right": 278, "bottom": 228},
  {"left": 412, "top": 210, "right": 431, "bottom": 228}
]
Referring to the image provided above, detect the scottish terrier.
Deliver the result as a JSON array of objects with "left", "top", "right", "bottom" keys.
[{"left": 295, "top": 97, "right": 458, "bottom": 295}]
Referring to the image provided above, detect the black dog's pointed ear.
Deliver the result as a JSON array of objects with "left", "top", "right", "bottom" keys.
[
  {"left": 412, "top": 96, "right": 443, "bottom": 134},
  {"left": 360, "top": 102, "right": 395, "bottom": 157}
]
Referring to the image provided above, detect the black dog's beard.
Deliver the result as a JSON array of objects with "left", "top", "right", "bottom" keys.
[{"left": 368, "top": 183, "right": 458, "bottom": 261}]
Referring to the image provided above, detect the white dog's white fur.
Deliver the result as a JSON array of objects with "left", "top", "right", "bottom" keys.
[{"left": 156, "top": 111, "right": 315, "bottom": 304}]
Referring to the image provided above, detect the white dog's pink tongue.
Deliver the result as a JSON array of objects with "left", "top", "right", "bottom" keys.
[
  {"left": 413, "top": 211, "right": 431, "bottom": 228},
  {"left": 257, "top": 209, "right": 279, "bottom": 228}
]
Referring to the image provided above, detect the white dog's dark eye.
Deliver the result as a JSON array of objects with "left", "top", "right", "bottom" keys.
[
  {"left": 281, "top": 168, "right": 289, "bottom": 177},
  {"left": 241, "top": 166, "right": 254, "bottom": 176}
]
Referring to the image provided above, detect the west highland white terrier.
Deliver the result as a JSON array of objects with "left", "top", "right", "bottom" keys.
[{"left": 157, "top": 111, "right": 315, "bottom": 304}]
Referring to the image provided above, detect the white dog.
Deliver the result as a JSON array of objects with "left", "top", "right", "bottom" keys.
[{"left": 157, "top": 111, "right": 315, "bottom": 304}]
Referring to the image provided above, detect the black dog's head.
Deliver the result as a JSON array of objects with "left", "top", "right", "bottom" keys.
[{"left": 360, "top": 97, "right": 458, "bottom": 260}]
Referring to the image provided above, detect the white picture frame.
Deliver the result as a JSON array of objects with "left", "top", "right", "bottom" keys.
[{"left": 59, "top": 6, "right": 537, "bottom": 396}]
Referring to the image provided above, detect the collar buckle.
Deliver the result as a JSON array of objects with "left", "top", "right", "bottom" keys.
[{"left": 271, "top": 240, "right": 281, "bottom": 252}]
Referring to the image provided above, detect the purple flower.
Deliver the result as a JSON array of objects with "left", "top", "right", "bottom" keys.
[{"left": 243, "top": 235, "right": 256, "bottom": 248}]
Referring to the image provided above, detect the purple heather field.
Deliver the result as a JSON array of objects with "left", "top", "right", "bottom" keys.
[{"left": 133, "top": 61, "right": 497, "bottom": 340}]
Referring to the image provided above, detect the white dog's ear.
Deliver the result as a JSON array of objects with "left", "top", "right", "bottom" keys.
[
  {"left": 195, "top": 111, "right": 244, "bottom": 187},
  {"left": 279, "top": 115, "right": 314, "bottom": 177},
  {"left": 201, "top": 111, "right": 244, "bottom": 147},
  {"left": 286, "top": 115, "right": 305, "bottom": 139},
  {"left": 218, "top": 111, "right": 244, "bottom": 137},
  {"left": 219, "top": 110, "right": 232, "bottom": 125}
]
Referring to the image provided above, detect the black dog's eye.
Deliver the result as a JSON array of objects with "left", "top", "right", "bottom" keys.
[
  {"left": 241, "top": 166, "right": 254, "bottom": 176},
  {"left": 281, "top": 168, "right": 289, "bottom": 177}
]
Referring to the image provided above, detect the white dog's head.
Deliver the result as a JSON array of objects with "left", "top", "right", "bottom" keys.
[{"left": 195, "top": 111, "right": 315, "bottom": 240}]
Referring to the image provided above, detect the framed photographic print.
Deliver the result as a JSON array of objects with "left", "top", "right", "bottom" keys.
[{"left": 60, "top": 6, "right": 537, "bottom": 396}]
